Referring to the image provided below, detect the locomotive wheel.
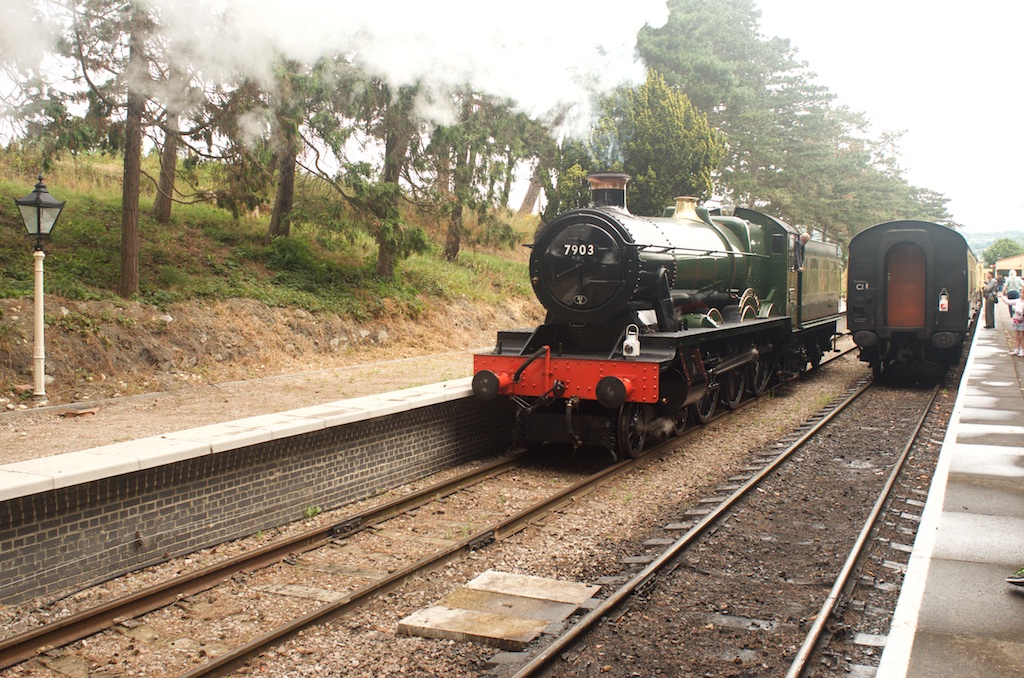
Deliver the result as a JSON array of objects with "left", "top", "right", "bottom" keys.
[
  {"left": 749, "top": 357, "right": 774, "bottom": 396},
  {"left": 806, "top": 339, "right": 822, "bottom": 369},
  {"left": 691, "top": 386, "right": 718, "bottom": 424},
  {"left": 616, "top": 402, "right": 648, "bottom": 459},
  {"left": 720, "top": 369, "right": 746, "bottom": 409},
  {"left": 671, "top": 405, "right": 688, "bottom": 436}
]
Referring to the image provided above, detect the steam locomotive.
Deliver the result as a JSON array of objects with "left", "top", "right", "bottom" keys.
[
  {"left": 472, "top": 173, "right": 843, "bottom": 459},
  {"left": 847, "top": 219, "right": 982, "bottom": 377}
]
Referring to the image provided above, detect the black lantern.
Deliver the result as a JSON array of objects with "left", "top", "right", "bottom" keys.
[{"left": 15, "top": 174, "right": 65, "bottom": 250}]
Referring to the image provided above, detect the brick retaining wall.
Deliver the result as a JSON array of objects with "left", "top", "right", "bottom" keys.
[{"left": 0, "top": 397, "right": 516, "bottom": 605}]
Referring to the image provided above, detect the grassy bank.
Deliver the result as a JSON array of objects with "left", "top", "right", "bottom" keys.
[
  {"left": 0, "top": 152, "right": 535, "bottom": 314},
  {"left": 0, "top": 151, "right": 541, "bottom": 403}
]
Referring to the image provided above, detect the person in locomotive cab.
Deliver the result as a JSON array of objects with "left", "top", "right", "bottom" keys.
[{"left": 793, "top": 232, "right": 811, "bottom": 272}]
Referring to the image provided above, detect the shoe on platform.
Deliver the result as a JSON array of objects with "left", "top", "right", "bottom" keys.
[
  {"left": 1008, "top": 567, "right": 1024, "bottom": 586},
  {"left": 1009, "top": 351, "right": 1019, "bottom": 356}
]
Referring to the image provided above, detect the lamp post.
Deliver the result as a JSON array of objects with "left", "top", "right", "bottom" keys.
[{"left": 15, "top": 175, "right": 65, "bottom": 403}]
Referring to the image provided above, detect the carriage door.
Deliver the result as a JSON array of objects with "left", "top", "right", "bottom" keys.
[{"left": 885, "top": 242, "right": 926, "bottom": 327}]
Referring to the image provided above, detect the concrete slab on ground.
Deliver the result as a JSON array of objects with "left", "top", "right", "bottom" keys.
[{"left": 397, "top": 569, "right": 600, "bottom": 650}]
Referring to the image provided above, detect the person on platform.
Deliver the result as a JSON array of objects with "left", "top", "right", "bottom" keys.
[
  {"left": 1010, "top": 295, "right": 1024, "bottom": 356},
  {"left": 983, "top": 271, "right": 999, "bottom": 328},
  {"left": 1002, "top": 269, "right": 1023, "bottom": 317}
]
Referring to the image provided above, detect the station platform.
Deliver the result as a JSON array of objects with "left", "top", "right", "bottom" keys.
[
  {"left": 0, "top": 378, "right": 473, "bottom": 502},
  {"left": 878, "top": 303, "right": 1024, "bottom": 676}
]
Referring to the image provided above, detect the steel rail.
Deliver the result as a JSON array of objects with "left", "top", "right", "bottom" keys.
[
  {"left": 511, "top": 375, "right": 873, "bottom": 677},
  {"left": 784, "top": 383, "right": 941, "bottom": 677},
  {"left": 0, "top": 451, "right": 531, "bottom": 670}
]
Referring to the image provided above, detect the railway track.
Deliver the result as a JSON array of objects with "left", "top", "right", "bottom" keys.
[
  {"left": 801, "top": 372, "right": 958, "bottom": 675},
  {"left": 0, "top": 452, "right": 533, "bottom": 671},
  {"left": 508, "top": 375, "right": 874, "bottom": 676},
  {"left": 786, "top": 383, "right": 940, "bottom": 677},
  {"left": 0, "top": 345, "right": 860, "bottom": 677},
  {"left": 518, "top": 377, "right": 947, "bottom": 677}
]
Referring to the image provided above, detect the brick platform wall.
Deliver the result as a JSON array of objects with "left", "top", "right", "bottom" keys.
[{"left": 0, "top": 398, "right": 516, "bottom": 605}]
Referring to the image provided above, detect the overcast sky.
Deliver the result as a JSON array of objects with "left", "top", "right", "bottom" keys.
[{"left": 754, "top": 0, "right": 1023, "bottom": 232}]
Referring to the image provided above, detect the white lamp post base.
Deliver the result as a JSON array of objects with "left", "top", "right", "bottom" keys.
[{"left": 32, "top": 248, "right": 48, "bottom": 403}]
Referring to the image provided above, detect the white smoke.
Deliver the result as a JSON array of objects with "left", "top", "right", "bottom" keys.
[
  {"left": 153, "top": 0, "right": 669, "bottom": 128},
  {"left": 0, "top": 2, "right": 60, "bottom": 74},
  {"left": 1, "top": 1, "right": 668, "bottom": 146},
  {"left": 0, "top": 3, "right": 66, "bottom": 142}
]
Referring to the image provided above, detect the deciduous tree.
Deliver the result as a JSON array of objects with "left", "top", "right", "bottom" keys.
[
  {"left": 984, "top": 237, "right": 1024, "bottom": 265},
  {"left": 412, "top": 89, "right": 546, "bottom": 259}
]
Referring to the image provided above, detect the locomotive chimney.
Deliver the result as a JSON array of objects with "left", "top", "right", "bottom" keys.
[
  {"left": 587, "top": 172, "right": 631, "bottom": 210},
  {"left": 672, "top": 196, "right": 700, "bottom": 221}
]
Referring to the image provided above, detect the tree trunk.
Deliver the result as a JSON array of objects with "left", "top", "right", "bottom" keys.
[
  {"left": 375, "top": 234, "right": 396, "bottom": 278},
  {"left": 517, "top": 178, "right": 542, "bottom": 217},
  {"left": 375, "top": 115, "right": 408, "bottom": 278},
  {"left": 444, "top": 202, "right": 463, "bottom": 262},
  {"left": 500, "top": 148, "right": 516, "bottom": 207},
  {"left": 118, "top": 9, "right": 145, "bottom": 298},
  {"left": 444, "top": 147, "right": 469, "bottom": 262},
  {"left": 152, "top": 64, "right": 183, "bottom": 223},
  {"left": 382, "top": 122, "right": 404, "bottom": 187},
  {"left": 151, "top": 113, "right": 178, "bottom": 222},
  {"left": 436, "top": 149, "right": 451, "bottom": 196},
  {"left": 267, "top": 131, "right": 296, "bottom": 239},
  {"left": 268, "top": 68, "right": 298, "bottom": 241}
]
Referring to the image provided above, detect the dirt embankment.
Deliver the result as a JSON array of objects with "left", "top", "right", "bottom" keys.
[{"left": 0, "top": 296, "right": 544, "bottom": 409}]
